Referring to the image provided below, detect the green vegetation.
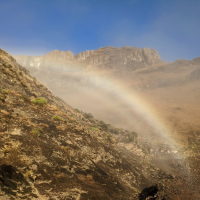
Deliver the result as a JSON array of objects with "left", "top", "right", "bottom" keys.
[
  {"left": 99, "top": 120, "right": 109, "bottom": 131},
  {"left": 2, "top": 89, "right": 8, "bottom": 94},
  {"left": 92, "top": 127, "right": 99, "bottom": 131},
  {"left": 31, "top": 128, "right": 43, "bottom": 137},
  {"left": 52, "top": 115, "right": 62, "bottom": 121},
  {"left": 128, "top": 131, "right": 138, "bottom": 142},
  {"left": 107, "top": 135, "right": 113, "bottom": 143},
  {"left": 2, "top": 148, "right": 8, "bottom": 153},
  {"left": 31, "top": 97, "right": 47, "bottom": 106},
  {"left": 132, "top": 187, "right": 137, "bottom": 193},
  {"left": 131, "top": 131, "right": 138, "bottom": 137},
  {"left": 0, "top": 94, "right": 6, "bottom": 101},
  {"left": 24, "top": 170, "right": 32, "bottom": 178}
]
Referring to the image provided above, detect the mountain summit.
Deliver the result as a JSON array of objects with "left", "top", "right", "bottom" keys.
[{"left": 15, "top": 46, "right": 162, "bottom": 70}]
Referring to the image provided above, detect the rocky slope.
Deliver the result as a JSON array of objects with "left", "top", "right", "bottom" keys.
[{"left": 1, "top": 48, "right": 200, "bottom": 199}]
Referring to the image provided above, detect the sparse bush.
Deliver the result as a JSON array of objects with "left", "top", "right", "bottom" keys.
[
  {"left": 99, "top": 120, "right": 108, "bottom": 131},
  {"left": 31, "top": 128, "right": 43, "bottom": 137},
  {"left": 110, "top": 128, "right": 119, "bottom": 135},
  {"left": 2, "top": 89, "right": 8, "bottom": 94},
  {"left": 107, "top": 135, "right": 113, "bottom": 143},
  {"left": 0, "top": 94, "right": 6, "bottom": 101},
  {"left": 129, "top": 135, "right": 135, "bottom": 142},
  {"left": 131, "top": 131, "right": 138, "bottom": 137},
  {"left": 74, "top": 108, "right": 81, "bottom": 113},
  {"left": 52, "top": 115, "right": 62, "bottom": 121},
  {"left": 83, "top": 112, "right": 94, "bottom": 119},
  {"left": 128, "top": 131, "right": 138, "bottom": 142},
  {"left": 31, "top": 97, "right": 47, "bottom": 106}
]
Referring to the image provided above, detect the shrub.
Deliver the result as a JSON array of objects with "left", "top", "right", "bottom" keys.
[
  {"left": 31, "top": 128, "right": 43, "bottom": 137},
  {"left": 131, "top": 131, "right": 138, "bottom": 137},
  {"left": 129, "top": 131, "right": 138, "bottom": 142},
  {"left": 74, "top": 108, "right": 81, "bottom": 113},
  {"left": 0, "top": 94, "right": 6, "bottom": 101},
  {"left": 83, "top": 113, "right": 94, "bottom": 119},
  {"left": 110, "top": 128, "right": 119, "bottom": 135},
  {"left": 107, "top": 135, "right": 113, "bottom": 142},
  {"left": 31, "top": 97, "right": 47, "bottom": 106},
  {"left": 52, "top": 115, "right": 62, "bottom": 121},
  {"left": 2, "top": 89, "right": 8, "bottom": 94},
  {"left": 99, "top": 120, "right": 108, "bottom": 131}
]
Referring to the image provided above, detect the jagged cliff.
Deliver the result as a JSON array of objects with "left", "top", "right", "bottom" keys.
[
  {"left": 0, "top": 48, "right": 199, "bottom": 199},
  {"left": 14, "top": 46, "right": 162, "bottom": 70}
]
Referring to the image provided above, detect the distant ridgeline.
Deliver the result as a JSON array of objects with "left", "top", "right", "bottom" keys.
[{"left": 14, "top": 46, "right": 163, "bottom": 71}]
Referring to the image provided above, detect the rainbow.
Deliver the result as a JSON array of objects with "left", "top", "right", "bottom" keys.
[
  {"left": 81, "top": 71, "right": 178, "bottom": 149},
  {"left": 54, "top": 65, "right": 183, "bottom": 157}
]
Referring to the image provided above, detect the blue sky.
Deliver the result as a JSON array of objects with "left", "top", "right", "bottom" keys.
[{"left": 0, "top": 0, "right": 199, "bottom": 62}]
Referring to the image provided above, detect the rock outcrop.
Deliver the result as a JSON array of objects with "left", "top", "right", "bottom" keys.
[
  {"left": 44, "top": 49, "right": 74, "bottom": 60},
  {"left": 78, "top": 46, "right": 162, "bottom": 70},
  {"left": 74, "top": 50, "right": 95, "bottom": 61},
  {"left": 14, "top": 46, "right": 162, "bottom": 70}
]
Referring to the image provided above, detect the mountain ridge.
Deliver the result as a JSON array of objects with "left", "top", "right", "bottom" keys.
[{"left": 14, "top": 46, "right": 163, "bottom": 71}]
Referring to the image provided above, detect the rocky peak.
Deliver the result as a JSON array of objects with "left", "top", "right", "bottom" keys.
[
  {"left": 14, "top": 46, "right": 163, "bottom": 71},
  {"left": 82, "top": 46, "right": 163, "bottom": 70},
  {"left": 74, "top": 50, "right": 95, "bottom": 61},
  {"left": 142, "top": 47, "right": 162, "bottom": 65},
  {"left": 45, "top": 49, "right": 74, "bottom": 60}
]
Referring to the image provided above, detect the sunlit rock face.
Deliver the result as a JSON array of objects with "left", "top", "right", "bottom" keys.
[
  {"left": 14, "top": 46, "right": 162, "bottom": 71},
  {"left": 44, "top": 49, "right": 74, "bottom": 60},
  {"left": 83, "top": 46, "right": 162, "bottom": 70},
  {"left": 74, "top": 50, "right": 95, "bottom": 61}
]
